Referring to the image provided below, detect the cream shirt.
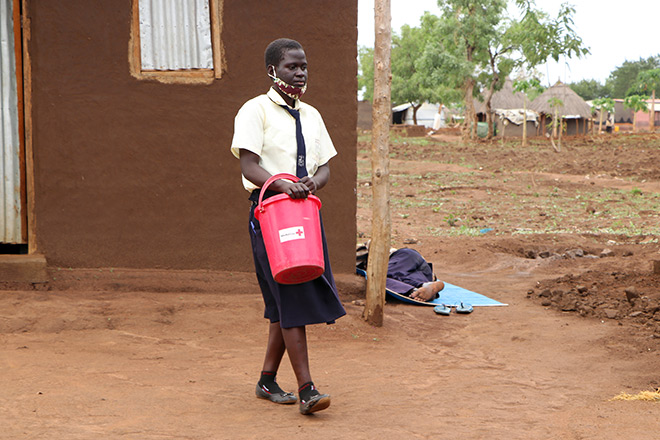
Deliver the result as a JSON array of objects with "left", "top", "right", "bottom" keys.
[{"left": 231, "top": 88, "right": 337, "bottom": 192}]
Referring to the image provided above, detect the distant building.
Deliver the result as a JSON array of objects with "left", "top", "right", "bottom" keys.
[
  {"left": 475, "top": 78, "right": 538, "bottom": 137},
  {"left": 391, "top": 102, "right": 440, "bottom": 128},
  {"left": 530, "top": 81, "right": 592, "bottom": 136}
]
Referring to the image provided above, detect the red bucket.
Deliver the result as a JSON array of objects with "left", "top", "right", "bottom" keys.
[{"left": 255, "top": 173, "right": 324, "bottom": 284}]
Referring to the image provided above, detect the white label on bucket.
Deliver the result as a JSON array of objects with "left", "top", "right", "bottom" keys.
[{"left": 279, "top": 226, "right": 305, "bottom": 243}]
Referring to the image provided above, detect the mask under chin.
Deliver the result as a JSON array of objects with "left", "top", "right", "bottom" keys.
[{"left": 269, "top": 70, "right": 307, "bottom": 100}]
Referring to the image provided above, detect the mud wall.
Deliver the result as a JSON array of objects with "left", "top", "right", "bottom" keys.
[{"left": 27, "top": 0, "right": 358, "bottom": 272}]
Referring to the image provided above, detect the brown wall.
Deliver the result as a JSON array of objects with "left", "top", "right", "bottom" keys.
[
  {"left": 26, "top": 0, "right": 358, "bottom": 273},
  {"left": 495, "top": 120, "right": 538, "bottom": 137},
  {"left": 539, "top": 115, "right": 590, "bottom": 136},
  {"left": 357, "top": 100, "right": 373, "bottom": 130}
]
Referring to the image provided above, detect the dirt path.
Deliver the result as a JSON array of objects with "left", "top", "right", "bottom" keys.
[{"left": 1, "top": 267, "right": 658, "bottom": 439}]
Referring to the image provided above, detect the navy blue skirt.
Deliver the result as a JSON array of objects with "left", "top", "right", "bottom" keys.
[{"left": 248, "top": 199, "right": 346, "bottom": 329}]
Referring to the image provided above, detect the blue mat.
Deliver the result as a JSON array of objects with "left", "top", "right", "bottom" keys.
[{"left": 356, "top": 268, "right": 507, "bottom": 307}]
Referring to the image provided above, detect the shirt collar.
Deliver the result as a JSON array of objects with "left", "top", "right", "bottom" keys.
[{"left": 267, "top": 87, "right": 300, "bottom": 110}]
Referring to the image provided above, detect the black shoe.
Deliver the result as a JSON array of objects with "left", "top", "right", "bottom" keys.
[
  {"left": 255, "top": 384, "right": 297, "bottom": 404},
  {"left": 299, "top": 393, "right": 331, "bottom": 415}
]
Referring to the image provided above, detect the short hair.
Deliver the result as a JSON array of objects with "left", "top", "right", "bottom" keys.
[{"left": 264, "top": 38, "right": 304, "bottom": 68}]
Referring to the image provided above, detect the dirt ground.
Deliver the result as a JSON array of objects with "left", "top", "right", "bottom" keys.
[{"left": 2, "top": 132, "right": 660, "bottom": 439}]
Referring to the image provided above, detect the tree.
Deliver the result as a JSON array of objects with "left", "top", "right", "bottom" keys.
[
  {"left": 510, "top": 1, "right": 590, "bottom": 78},
  {"left": 429, "top": 0, "right": 508, "bottom": 140},
  {"left": 357, "top": 46, "right": 375, "bottom": 101},
  {"left": 513, "top": 77, "right": 543, "bottom": 146},
  {"left": 606, "top": 55, "right": 660, "bottom": 98},
  {"left": 592, "top": 97, "right": 615, "bottom": 134},
  {"left": 569, "top": 79, "right": 611, "bottom": 101},
  {"left": 623, "top": 94, "right": 647, "bottom": 132},
  {"left": 548, "top": 97, "right": 563, "bottom": 152},
  {"left": 630, "top": 68, "right": 660, "bottom": 131},
  {"left": 477, "top": 15, "right": 516, "bottom": 138},
  {"left": 358, "top": 15, "right": 460, "bottom": 125},
  {"left": 390, "top": 21, "right": 447, "bottom": 124}
]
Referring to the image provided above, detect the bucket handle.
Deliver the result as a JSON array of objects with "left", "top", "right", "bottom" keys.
[{"left": 257, "top": 173, "right": 300, "bottom": 212}]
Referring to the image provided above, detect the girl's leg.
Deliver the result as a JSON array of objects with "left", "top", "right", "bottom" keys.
[
  {"left": 262, "top": 321, "right": 286, "bottom": 372},
  {"left": 282, "top": 325, "right": 331, "bottom": 414},
  {"left": 256, "top": 322, "right": 297, "bottom": 404},
  {"left": 281, "top": 326, "right": 312, "bottom": 387}
]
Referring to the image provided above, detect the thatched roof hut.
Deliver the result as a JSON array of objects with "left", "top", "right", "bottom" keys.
[
  {"left": 530, "top": 81, "right": 592, "bottom": 135},
  {"left": 474, "top": 78, "right": 526, "bottom": 114},
  {"left": 475, "top": 78, "right": 538, "bottom": 138},
  {"left": 530, "top": 81, "right": 591, "bottom": 118}
]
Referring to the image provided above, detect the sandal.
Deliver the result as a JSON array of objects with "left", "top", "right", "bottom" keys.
[
  {"left": 434, "top": 304, "right": 451, "bottom": 315},
  {"left": 456, "top": 302, "right": 473, "bottom": 314}
]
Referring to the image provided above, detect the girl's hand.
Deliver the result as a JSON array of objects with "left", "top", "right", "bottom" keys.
[
  {"left": 284, "top": 181, "right": 311, "bottom": 199},
  {"left": 298, "top": 176, "right": 318, "bottom": 194}
]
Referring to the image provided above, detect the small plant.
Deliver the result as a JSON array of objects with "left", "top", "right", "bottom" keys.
[
  {"left": 444, "top": 213, "right": 459, "bottom": 227},
  {"left": 631, "top": 188, "right": 643, "bottom": 196}
]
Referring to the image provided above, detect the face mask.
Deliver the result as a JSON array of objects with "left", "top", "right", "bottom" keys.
[{"left": 268, "top": 67, "right": 307, "bottom": 100}]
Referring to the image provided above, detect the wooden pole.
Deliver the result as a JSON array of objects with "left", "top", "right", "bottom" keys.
[
  {"left": 521, "top": 99, "right": 527, "bottom": 147},
  {"left": 363, "top": 0, "right": 391, "bottom": 327},
  {"left": 651, "top": 89, "right": 656, "bottom": 132}
]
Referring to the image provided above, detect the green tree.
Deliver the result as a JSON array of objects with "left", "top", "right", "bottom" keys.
[
  {"left": 513, "top": 77, "right": 543, "bottom": 146},
  {"left": 630, "top": 68, "right": 660, "bottom": 131},
  {"left": 358, "top": 15, "right": 460, "bottom": 125},
  {"left": 623, "top": 94, "right": 647, "bottom": 132},
  {"left": 512, "top": 1, "right": 589, "bottom": 70},
  {"left": 592, "top": 97, "right": 615, "bottom": 134},
  {"left": 477, "top": 10, "right": 517, "bottom": 138},
  {"left": 606, "top": 55, "right": 660, "bottom": 98},
  {"left": 391, "top": 21, "right": 447, "bottom": 124},
  {"left": 358, "top": 46, "right": 375, "bottom": 102},
  {"left": 569, "top": 79, "right": 611, "bottom": 101},
  {"left": 432, "top": 0, "right": 508, "bottom": 140}
]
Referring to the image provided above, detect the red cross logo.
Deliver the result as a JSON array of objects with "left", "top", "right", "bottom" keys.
[{"left": 296, "top": 228, "right": 304, "bottom": 236}]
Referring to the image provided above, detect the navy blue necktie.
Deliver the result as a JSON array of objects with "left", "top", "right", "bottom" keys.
[{"left": 281, "top": 106, "right": 308, "bottom": 178}]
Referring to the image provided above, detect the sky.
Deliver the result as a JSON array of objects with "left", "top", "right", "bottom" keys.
[{"left": 357, "top": 0, "right": 660, "bottom": 86}]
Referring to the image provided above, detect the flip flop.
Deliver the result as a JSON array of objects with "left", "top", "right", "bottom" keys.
[
  {"left": 434, "top": 304, "right": 451, "bottom": 315},
  {"left": 456, "top": 302, "right": 473, "bottom": 314}
]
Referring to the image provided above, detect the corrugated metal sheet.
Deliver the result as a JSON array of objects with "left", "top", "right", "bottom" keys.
[
  {"left": 139, "top": 0, "right": 213, "bottom": 70},
  {"left": 0, "top": 0, "right": 23, "bottom": 244}
]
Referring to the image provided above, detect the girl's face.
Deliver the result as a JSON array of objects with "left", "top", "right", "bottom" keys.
[{"left": 270, "top": 48, "right": 307, "bottom": 87}]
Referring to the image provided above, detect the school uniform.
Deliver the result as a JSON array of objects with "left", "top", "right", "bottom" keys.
[
  {"left": 385, "top": 248, "right": 435, "bottom": 295},
  {"left": 231, "top": 88, "right": 346, "bottom": 329}
]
